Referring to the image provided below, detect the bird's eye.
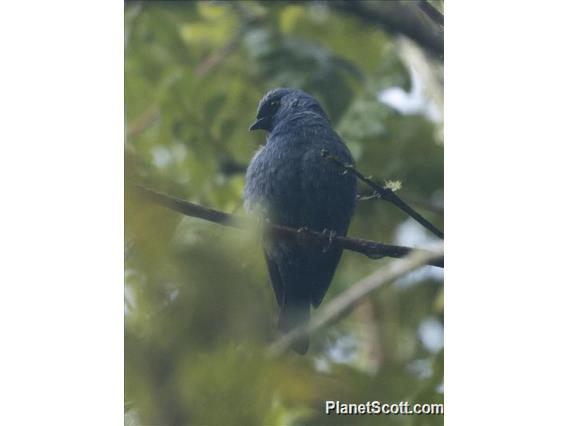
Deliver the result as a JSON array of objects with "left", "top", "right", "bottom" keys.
[{"left": 270, "top": 101, "right": 279, "bottom": 107}]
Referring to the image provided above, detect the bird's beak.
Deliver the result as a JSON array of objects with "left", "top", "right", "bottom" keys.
[{"left": 249, "top": 116, "right": 270, "bottom": 132}]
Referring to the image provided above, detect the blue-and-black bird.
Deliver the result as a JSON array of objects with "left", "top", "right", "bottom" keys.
[{"left": 244, "top": 88, "right": 357, "bottom": 354}]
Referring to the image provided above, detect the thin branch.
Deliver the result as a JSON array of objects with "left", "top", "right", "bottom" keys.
[
  {"left": 133, "top": 186, "right": 444, "bottom": 268},
  {"left": 358, "top": 190, "right": 444, "bottom": 215},
  {"left": 126, "top": 105, "right": 159, "bottom": 139},
  {"left": 195, "top": 3, "right": 263, "bottom": 78},
  {"left": 404, "top": 194, "right": 444, "bottom": 215},
  {"left": 195, "top": 25, "right": 247, "bottom": 77},
  {"left": 321, "top": 149, "right": 444, "bottom": 239},
  {"left": 267, "top": 244, "right": 444, "bottom": 357}
]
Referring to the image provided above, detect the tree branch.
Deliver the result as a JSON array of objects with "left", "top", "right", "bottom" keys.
[
  {"left": 195, "top": 3, "right": 264, "bottom": 77},
  {"left": 328, "top": 0, "right": 444, "bottom": 59},
  {"left": 419, "top": 1, "right": 444, "bottom": 27},
  {"left": 195, "top": 25, "right": 247, "bottom": 77},
  {"left": 321, "top": 149, "right": 444, "bottom": 239},
  {"left": 133, "top": 186, "right": 444, "bottom": 268},
  {"left": 267, "top": 244, "right": 444, "bottom": 357}
]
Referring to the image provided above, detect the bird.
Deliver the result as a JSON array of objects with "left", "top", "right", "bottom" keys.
[{"left": 244, "top": 88, "right": 357, "bottom": 354}]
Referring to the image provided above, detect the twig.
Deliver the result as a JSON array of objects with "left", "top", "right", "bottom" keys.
[
  {"left": 321, "top": 150, "right": 444, "bottom": 239},
  {"left": 195, "top": 3, "right": 262, "bottom": 78},
  {"left": 358, "top": 191, "right": 444, "bottom": 215},
  {"left": 267, "top": 244, "right": 444, "bottom": 357},
  {"left": 133, "top": 186, "right": 444, "bottom": 268},
  {"left": 195, "top": 25, "right": 247, "bottom": 77},
  {"left": 126, "top": 105, "right": 159, "bottom": 139},
  {"left": 404, "top": 195, "right": 444, "bottom": 215}
]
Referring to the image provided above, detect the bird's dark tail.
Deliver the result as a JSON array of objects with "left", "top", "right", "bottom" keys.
[{"left": 278, "top": 299, "right": 310, "bottom": 355}]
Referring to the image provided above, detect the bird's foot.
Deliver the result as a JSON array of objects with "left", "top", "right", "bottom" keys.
[{"left": 321, "top": 229, "right": 337, "bottom": 253}]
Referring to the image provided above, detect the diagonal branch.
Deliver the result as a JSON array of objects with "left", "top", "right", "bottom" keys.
[
  {"left": 267, "top": 244, "right": 444, "bottom": 357},
  {"left": 419, "top": 1, "right": 444, "bottom": 27},
  {"left": 195, "top": 25, "right": 247, "bottom": 77},
  {"left": 321, "top": 149, "right": 444, "bottom": 239},
  {"left": 328, "top": 0, "right": 444, "bottom": 59},
  {"left": 133, "top": 186, "right": 444, "bottom": 268}
]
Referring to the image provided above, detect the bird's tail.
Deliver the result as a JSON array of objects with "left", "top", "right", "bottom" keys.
[{"left": 278, "top": 299, "right": 310, "bottom": 355}]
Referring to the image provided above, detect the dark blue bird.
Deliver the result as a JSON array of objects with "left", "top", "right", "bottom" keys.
[{"left": 244, "top": 88, "right": 357, "bottom": 354}]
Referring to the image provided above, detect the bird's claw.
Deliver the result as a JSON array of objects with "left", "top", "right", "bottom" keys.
[{"left": 321, "top": 229, "right": 337, "bottom": 252}]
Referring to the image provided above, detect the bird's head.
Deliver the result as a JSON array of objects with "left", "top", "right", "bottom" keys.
[{"left": 249, "top": 88, "right": 328, "bottom": 133}]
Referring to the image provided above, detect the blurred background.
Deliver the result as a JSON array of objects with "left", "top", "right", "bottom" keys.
[{"left": 125, "top": 1, "right": 443, "bottom": 425}]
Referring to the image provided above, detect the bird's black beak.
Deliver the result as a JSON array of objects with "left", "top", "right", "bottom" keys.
[{"left": 249, "top": 116, "right": 270, "bottom": 132}]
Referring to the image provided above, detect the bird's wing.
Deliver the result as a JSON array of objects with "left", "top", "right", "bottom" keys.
[
  {"left": 308, "top": 250, "right": 343, "bottom": 308},
  {"left": 299, "top": 134, "right": 357, "bottom": 308},
  {"left": 264, "top": 249, "right": 285, "bottom": 307}
]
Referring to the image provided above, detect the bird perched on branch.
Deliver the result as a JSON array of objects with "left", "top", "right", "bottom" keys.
[{"left": 244, "top": 88, "right": 357, "bottom": 354}]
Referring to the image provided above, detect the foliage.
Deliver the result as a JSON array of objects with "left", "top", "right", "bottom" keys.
[{"left": 125, "top": 1, "right": 443, "bottom": 425}]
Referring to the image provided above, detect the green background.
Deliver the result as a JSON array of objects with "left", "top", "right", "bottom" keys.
[{"left": 125, "top": 1, "right": 443, "bottom": 425}]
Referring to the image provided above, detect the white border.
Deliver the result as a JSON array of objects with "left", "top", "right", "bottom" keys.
[
  {"left": 446, "top": 1, "right": 568, "bottom": 425},
  {"left": 0, "top": 1, "right": 123, "bottom": 424}
]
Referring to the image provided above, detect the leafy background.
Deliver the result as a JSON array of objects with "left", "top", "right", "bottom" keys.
[{"left": 125, "top": 1, "right": 443, "bottom": 425}]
